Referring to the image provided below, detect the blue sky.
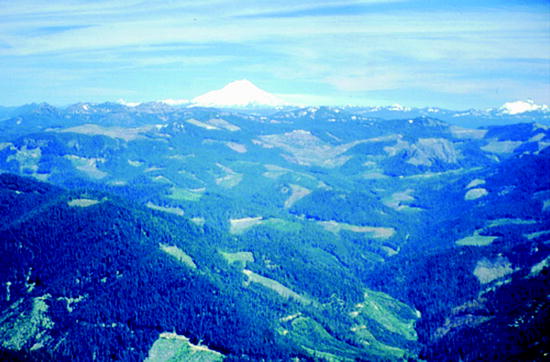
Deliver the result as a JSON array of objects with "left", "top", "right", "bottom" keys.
[{"left": 0, "top": 0, "right": 549, "bottom": 109}]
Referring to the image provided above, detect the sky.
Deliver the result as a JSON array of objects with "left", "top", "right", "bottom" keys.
[{"left": 0, "top": 0, "right": 549, "bottom": 109}]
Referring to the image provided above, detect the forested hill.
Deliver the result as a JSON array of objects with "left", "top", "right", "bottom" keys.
[
  {"left": 0, "top": 173, "right": 421, "bottom": 361},
  {"left": 368, "top": 148, "right": 550, "bottom": 361},
  {"left": 0, "top": 173, "right": 284, "bottom": 360}
]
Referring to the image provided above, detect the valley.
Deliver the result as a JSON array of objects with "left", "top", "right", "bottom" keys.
[{"left": 0, "top": 102, "right": 548, "bottom": 361}]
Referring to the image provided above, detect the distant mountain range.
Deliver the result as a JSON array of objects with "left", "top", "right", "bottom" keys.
[{"left": 2, "top": 81, "right": 549, "bottom": 128}]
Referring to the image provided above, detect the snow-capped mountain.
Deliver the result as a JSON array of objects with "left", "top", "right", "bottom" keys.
[
  {"left": 117, "top": 99, "right": 141, "bottom": 107},
  {"left": 190, "top": 79, "right": 289, "bottom": 108},
  {"left": 159, "top": 98, "right": 189, "bottom": 106}
]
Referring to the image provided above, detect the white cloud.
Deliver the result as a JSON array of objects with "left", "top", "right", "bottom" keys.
[
  {"left": 500, "top": 100, "right": 549, "bottom": 115},
  {"left": 325, "top": 74, "right": 406, "bottom": 92},
  {"left": 1, "top": 3, "right": 548, "bottom": 57}
]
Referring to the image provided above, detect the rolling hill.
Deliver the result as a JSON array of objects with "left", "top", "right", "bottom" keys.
[{"left": 0, "top": 101, "right": 548, "bottom": 360}]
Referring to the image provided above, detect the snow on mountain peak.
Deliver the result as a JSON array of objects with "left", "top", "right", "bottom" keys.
[
  {"left": 117, "top": 99, "right": 141, "bottom": 107},
  {"left": 499, "top": 99, "right": 549, "bottom": 115},
  {"left": 388, "top": 104, "right": 411, "bottom": 111},
  {"left": 191, "top": 79, "right": 288, "bottom": 108},
  {"left": 160, "top": 98, "right": 189, "bottom": 106}
]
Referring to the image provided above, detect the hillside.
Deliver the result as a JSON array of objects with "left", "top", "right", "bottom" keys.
[
  {"left": 0, "top": 103, "right": 548, "bottom": 360},
  {"left": 0, "top": 174, "right": 422, "bottom": 360}
]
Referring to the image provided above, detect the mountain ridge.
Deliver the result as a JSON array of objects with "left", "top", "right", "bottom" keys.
[{"left": 4, "top": 80, "right": 549, "bottom": 123}]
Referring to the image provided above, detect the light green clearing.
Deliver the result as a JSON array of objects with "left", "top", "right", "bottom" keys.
[
  {"left": 146, "top": 202, "right": 184, "bottom": 217},
  {"left": 381, "top": 245, "right": 399, "bottom": 257},
  {"left": 263, "top": 164, "right": 290, "bottom": 179},
  {"left": 229, "top": 217, "right": 301, "bottom": 234},
  {"left": 225, "top": 142, "right": 246, "bottom": 153},
  {"left": 215, "top": 163, "right": 243, "bottom": 188},
  {"left": 261, "top": 218, "right": 302, "bottom": 232},
  {"left": 382, "top": 189, "right": 422, "bottom": 212},
  {"left": 349, "top": 325, "right": 406, "bottom": 359},
  {"left": 457, "top": 219, "right": 536, "bottom": 246},
  {"left": 466, "top": 178, "right": 485, "bottom": 189},
  {"left": 281, "top": 316, "right": 364, "bottom": 361},
  {"left": 56, "top": 295, "right": 86, "bottom": 313},
  {"left": 169, "top": 154, "right": 195, "bottom": 162},
  {"left": 7, "top": 145, "right": 41, "bottom": 173},
  {"left": 128, "top": 159, "right": 144, "bottom": 167},
  {"left": 229, "top": 217, "right": 263, "bottom": 234},
  {"left": 0, "top": 142, "right": 12, "bottom": 151},
  {"left": 481, "top": 140, "right": 523, "bottom": 154},
  {"left": 67, "top": 198, "right": 100, "bottom": 208},
  {"left": 364, "top": 134, "right": 402, "bottom": 143},
  {"left": 32, "top": 173, "right": 50, "bottom": 182},
  {"left": 456, "top": 230, "right": 498, "bottom": 246},
  {"left": 362, "top": 171, "right": 389, "bottom": 180},
  {"left": 300, "top": 346, "right": 347, "bottom": 362},
  {"left": 177, "top": 170, "right": 205, "bottom": 186},
  {"left": 350, "top": 289, "right": 418, "bottom": 343},
  {"left": 190, "top": 217, "right": 205, "bottom": 227},
  {"left": 544, "top": 200, "right": 550, "bottom": 212},
  {"left": 318, "top": 220, "right": 395, "bottom": 239},
  {"left": 474, "top": 257, "right": 513, "bottom": 284},
  {"left": 152, "top": 175, "right": 173, "bottom": 184},
  {"left": 464, "top": 187, "right": 488, "bottom": 201},
  {"left": 1, "top": 294, "right": 54, "bottom": 350},
  {"left": 185, "top": 119, "right": 219, "bottom": 130},
  {"left": 146, "top": 332, "right": 224, "bottom": 362},
  {"left": 219, "top": 251, "right": 254, "bottom": 266},
  {"left": 159, "top": 244, "right": 197, "bottom": 269},
  {"left": 5, "top": 144, "right": 50, "bottom": 182},
  {"left": 284, "top": 184, "right": 311, "bottom": 208},
  {"left": 537, "top": 142, "right": 550, "bottom": 153},
  {"left": 53, "top": 124, "right": 156, "bottom": 141},
  {"left": 207, "top": 118, "right": 240, "bottom": 131},
  {"left": 243, "top": 269, "right": 310, "bottom": 304},
  {"left": 524, "top": 230, "right": 550, "bottom": 240},
  {"left": 215, "top": 174, "right": 243, "bottom": 188},
  {"left": 145, "top": 167, "right": 163, "bottom": 173},
  {"left": 529, "top": 256, "right": 550, "bottom": 277},
  {"left": 486, "top": 218, "right": 537, "bottom": 228},
  {"left": 168, "top": 187, "right": 204, "bottom": 202},
  {"left": 449, "top": 126, "right": 487, "bottom": 140},
  {"left": 64, "top": 155, "right": 108, "bottom": 179}
]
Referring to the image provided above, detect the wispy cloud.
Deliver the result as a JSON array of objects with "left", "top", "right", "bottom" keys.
[
  {"left": 0, "top": 0, "right": 548, "bottom": 107},
  {"left": 234, "top": 0, "right": 407, "bottom": 18}
]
